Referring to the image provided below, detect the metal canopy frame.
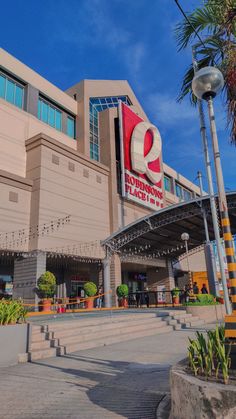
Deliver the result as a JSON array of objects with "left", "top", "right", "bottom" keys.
[{"left": 102, "top": 192, "right": 236, "bottom": 260}]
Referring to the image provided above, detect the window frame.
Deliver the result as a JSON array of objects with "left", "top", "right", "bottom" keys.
[
  {"left": 38, "top": 96, "right": 62, "bottom": 132},
  {"left": 0, "top": 70, "right": 24, "bottom": 109}
]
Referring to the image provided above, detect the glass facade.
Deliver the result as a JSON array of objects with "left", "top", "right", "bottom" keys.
[
  {"left": 38, "top": 97, "right": 62, "bottom": 131},
  {"left": 175, "top": 182, "right": 192, "bottom": 201},
  {"left": 0, "top": 72, "right": 24, "bottom": 109},
  {"left": 89, "top": 95, "right": 131, "bottom": 161},
  {"left": 67, "top": 116, "right": 75, "bottom": 138},
  {"left": 164, "top": 175, "right": 171, "bottom": 192}
]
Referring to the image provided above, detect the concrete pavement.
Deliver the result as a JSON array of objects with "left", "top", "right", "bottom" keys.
[{"left": 0, "top": 327, "right": 206, "bottom": 419}]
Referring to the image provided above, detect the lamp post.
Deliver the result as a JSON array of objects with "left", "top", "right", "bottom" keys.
[
  {"left": 181, "top": 232, "right": 192, "bottom": 291},
  {"left": 192, "top": 66, "right": 235, "bottom": 327}
]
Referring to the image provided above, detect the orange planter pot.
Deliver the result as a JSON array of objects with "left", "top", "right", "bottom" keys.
[
  {"left": 41, "top": 299, "right": 52, "bottom": 312},
  {"left": 172, "top": 296, "right": 180, "bottom": 305},
  {"left": 85, "top": 298, "right": 94, "bottom": 309},
  {"left": 118, "top": 297, "right": 128, "bottom": 308}
]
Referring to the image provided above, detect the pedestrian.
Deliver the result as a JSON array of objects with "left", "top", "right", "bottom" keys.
[
  {"left": 96, "top": 287, "right": 102, "bottom": 309},
  {"left": 144, "top": 288, "right": 150, "bottom": 308},
  {"left": 184, "top": 285, "right": 191, "bottom": 303},
  {"left": 201, "top": 283, "right": 208, "bottom": 294},
  {"left": 193, "top": 282, "right": 199, "bottom": 295},
  {"left": 136, "top": 289, "right": 140, "bottom": 308}
]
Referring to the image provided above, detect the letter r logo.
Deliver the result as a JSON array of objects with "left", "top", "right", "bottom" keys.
[{"left": 130, "top": 121, "right": 162, "bottom": 184}]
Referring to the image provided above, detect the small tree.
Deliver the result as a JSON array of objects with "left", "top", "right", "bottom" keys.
[
  {"left": 116, "top": 284, "right": 129, "bottom": 299},
  {"left": 83, "top": 282, "right": 97, "bottom": 297},
  {"left": 38, "top": 271, "right": 56, "bottom": 299}
]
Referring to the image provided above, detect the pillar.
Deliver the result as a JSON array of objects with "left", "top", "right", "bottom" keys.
[
  {"left": 13, "top": 252, "right": 46, "bottom": 307},
  {"left": 103, "top": 255, "right": 111, "bottom": 308}
]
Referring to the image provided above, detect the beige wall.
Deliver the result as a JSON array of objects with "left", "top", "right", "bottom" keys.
[
  {"left": 0, "top": 171, "right": 32, "bottom": 251},
  {"left": 0, "top": 99, "right": 77, "bottom": 178},
  {"left": 26, "top": 134, "right": 110, "bottom": 254}
]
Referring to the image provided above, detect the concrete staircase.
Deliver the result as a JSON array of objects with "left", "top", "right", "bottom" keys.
[
  {"left": 28, "top": 313, "right": 172, "bottom": 361},
  {"left": 164, "top": 310, "right": 205, "bottom": 330}
]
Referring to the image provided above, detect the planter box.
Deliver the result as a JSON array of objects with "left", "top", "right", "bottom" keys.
[
  {"left": 170, "top": 360, "right": 236, "bottom": 419},
  {"left": 186, "top": 304, "right": 226, "bottom": 323},
  {"left": 0, "top": 323, "right": 29, "bottom": 367}
]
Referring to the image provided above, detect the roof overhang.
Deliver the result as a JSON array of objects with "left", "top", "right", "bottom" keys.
[{"left": 102, "top": 192, "right": 236, "bottom": 260}]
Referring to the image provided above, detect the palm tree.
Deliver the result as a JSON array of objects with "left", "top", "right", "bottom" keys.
[{"left": 175, "top": 0, "right": 236, "bottom": 143}]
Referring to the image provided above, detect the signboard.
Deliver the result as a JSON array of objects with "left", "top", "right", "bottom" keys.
[{"left": 119, "top": 102, "right": 164, "bottom": 210}]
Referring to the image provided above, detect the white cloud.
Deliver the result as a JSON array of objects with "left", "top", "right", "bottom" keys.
[{"left": 146, "top": 92, "right": 196, "bottom": 125}]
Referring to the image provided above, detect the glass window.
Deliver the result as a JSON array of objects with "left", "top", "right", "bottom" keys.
[
  {"left": 55, "top": 109, "right": 62, "bottom": 130},
  {"left": 175, "top": 183, "right": 183, "bottom": 199},
  {"left": 48, "top": 106, "right": 55, "bottom": 127},
  {"left": 15, "top": 85, "right": 23, "bottom": 108},
  {"left": 0, "top": 71, "right": 24, "bottom": 109},
  {"left": 89, "top": 95, "right": 131, "bottom": 161},
  {"left": 183, "top": 189, "right": 192, "bottom": 201},
  {"left": 164, "top": 176, "right": 171, "bottom": 192},
  {"left": 67, "top": 116, "right": 75, "bottom": 138},
  {"left": 0, "top": 74, "right": 6, "bottom": 98},
  {"left": 6, "top": 79, "right": 15, "bottom": 104},
  {"left": 41, "top": 100, "right": 48, "bottom": 123}
]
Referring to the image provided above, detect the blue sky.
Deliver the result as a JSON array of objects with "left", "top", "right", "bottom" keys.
[{"left": 0, "top": 0, "right": 234, "bottom": 191}]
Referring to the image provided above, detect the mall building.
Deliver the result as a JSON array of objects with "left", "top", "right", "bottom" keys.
[{"left": 0, "top": 48, "right": 204, "bottom": 305}]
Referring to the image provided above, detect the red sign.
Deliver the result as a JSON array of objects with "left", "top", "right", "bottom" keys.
[{"left": 119, "top": 102, "right": 163, "bottom": 210}]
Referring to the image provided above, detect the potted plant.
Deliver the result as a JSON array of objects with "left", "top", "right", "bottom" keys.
[
  {"left": 83, "top": 282, "right": 97, "bottom": 309},
  {"left": 37, "top": 271, "right": 56, "bottom": 312},
  {"left": 172, "top": 287, "right": 180, "bottom": 305},
  {"left": 116, "top": 284, "right": 129, "bottom": 307}
]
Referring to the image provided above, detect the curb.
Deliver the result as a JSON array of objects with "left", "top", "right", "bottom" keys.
[{"left": 156, "top": 394, "right": 171, "bottom": 419}]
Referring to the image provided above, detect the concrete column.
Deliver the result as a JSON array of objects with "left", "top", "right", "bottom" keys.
[
  {"left": 103, "top": 255, "right": 111, "bottom": 308},
  {"left": 13, "top": 252, "right": 46, "bottom": 307},
  {"left": 204, "top": 243, "right": 220, "bottom": 296}
]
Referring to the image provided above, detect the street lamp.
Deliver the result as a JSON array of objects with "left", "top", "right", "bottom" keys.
[
  {"left": 192, "top": 66, "right": 235, "bottom": 323},
  {"left": 181, "top": 232, "right": 192, "bottom": 292}
]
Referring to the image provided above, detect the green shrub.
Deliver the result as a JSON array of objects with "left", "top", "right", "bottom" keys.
[
  {"left": 197, "top": 294, "right": 215, "bottom": 304},
  {"left": 38, "top": 271, "right": 56, "bottom": 299},
  {"left": 188, "top": 325, "right": 231, "bottom": 384},
  {"left": 172, "top": 287, "right": 180, "bottom": 297},
  {"left": 83, "top": 282, "right": 97, "bottom": 297},
  {"left": 0, "top": 299, "right": 27, "bottom": 325},
  {"left": 116, "top": 284, "right": 129, "bottom": 298}
]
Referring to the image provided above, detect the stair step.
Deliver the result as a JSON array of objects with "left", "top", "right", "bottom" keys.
[
  {"left": 30, "top": 340, "right": 52, "bottom": 351},
  {"left": 52, "top": 317, "right": 163, "bottom": 339},
  {"left": 183, "top": 320, "right": 205, "bottom": 328},
  {"left": 31, "top": 333, "right": 47, "bottom": 343},
  {"left": 46, "top": 313, "right": 158, "bottom": 331},
  {"left": 173, "top": 324, "right": 182, "bottom": 331},
  {"left": 62, "top": 325, "right": 173, "bottom": 354},
  {"left": 55, "top": 321, "right": 169, "bottom": 346},
  {"left": 168, "top": 320, "right": 178, "bottom": 326},
  {"left": 172, "top": 313, "right": 192, "bottom": 320},
  {"left": 29, "top": 347, "right": 57, "bottom": 361}
]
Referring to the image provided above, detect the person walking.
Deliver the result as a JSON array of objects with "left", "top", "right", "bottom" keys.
[
  {"left": 96, "top": 287, "right": 102, "bottom": 309},
  {"left": 193, "top": 282, "right": 199, "bottom": 295},
  {"left": 201, "top": 284, "right": 208, "bottom": 294},
  {"left": 144, "top": 288, "right": 150, "bottom": 308},
  {"left": 136, "top": 289, "right": 140, "bottom": 308}
]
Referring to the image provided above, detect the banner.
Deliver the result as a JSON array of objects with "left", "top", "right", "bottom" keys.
[{"left": 119, "top": 102, "right": 164, "bottom": 210}]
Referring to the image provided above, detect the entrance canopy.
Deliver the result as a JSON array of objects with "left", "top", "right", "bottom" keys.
[{"left": 102, "top": 192, "right": 236, "bottom": 260}]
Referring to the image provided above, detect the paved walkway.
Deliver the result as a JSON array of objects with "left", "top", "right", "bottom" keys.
[{"left": 0, "top": 327, "right": 204, "bottom": 419}]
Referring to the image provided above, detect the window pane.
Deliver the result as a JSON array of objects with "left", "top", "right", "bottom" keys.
[
  {"left": 55, "top": 109, "right": 62, "bottom": 130},
  {"left": 164, "top": 176, "right": 171, "bottom": 192},
  {"left": 183, "top": 189, "right": 191, "bottom": 201},
  {"left": 175, "top": 184, "right": 182, "bottom": 198},
  {"left": 67, "top": 117, "right": 75, "bottom": 138},
  {"left": 6, "top": 79, "right": 15, "bottom": 104},
  {"left": 15, "top": 85, "right": 23, "bottom": 108},
  {"left": 49, "top": 106, "right": 55, "bottom": 127},
  {"left": 41, "top": 101, "right": 48, "bottom": 123},
  {"left": 0, "top": 74, "right": 6, "bottom": 98},
  {"left": 37, "top": 100, "right": 41, "bottom": 119}
]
